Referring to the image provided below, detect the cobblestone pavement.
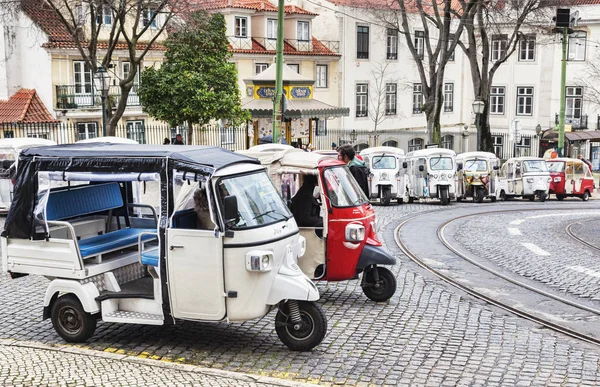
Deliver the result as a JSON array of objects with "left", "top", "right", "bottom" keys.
[
  {"left": 3, "top": 201, "right": 600, "bottom": 385},
  {"left": 569, "top": 219, "right": 600, "bottom": 250}
]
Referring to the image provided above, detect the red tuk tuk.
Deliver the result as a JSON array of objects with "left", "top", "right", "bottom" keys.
[
  {"left": 239, "top": 148, "right": 397, "bottom": 302},
  {"left": 546, "top": 158, "right": 595, "bottom": 201}
]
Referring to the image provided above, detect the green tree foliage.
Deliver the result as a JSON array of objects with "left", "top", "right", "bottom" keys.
[{"left": 138, "top": 11, "right": 249, "bottom": 142}]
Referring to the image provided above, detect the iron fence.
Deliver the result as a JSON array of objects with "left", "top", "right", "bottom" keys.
[
  {"left": 228, "top": 36, "right": 339, "bottom": 53},
  {"left": 56, "top": 85, "right": 141, "bottom": 109},
  {"left": 553, "top": 114, "right": 588, "bottom": 130}
]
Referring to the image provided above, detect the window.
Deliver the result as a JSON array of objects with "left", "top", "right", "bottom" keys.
[
  {"left": 387, "top": 29, "right": 398, "bottom": 60},
  {"left": 76, "top": 5, "right": 85, "bottom": 25},
  {"left": 492, "top": 135, "right": 503, "bottom": 158},
  {"left": 73, "top": 61, "right": 92, "bottom": 94},
  {"left": 519, "top": 34, "right": 535, "bottom": 61},
  {"left": 143, "top": 8, "right": 157, "bottom": 28},
  {"left": 491, "top": 35, "right": 508, "bottom": 61},
  {"left": 516, "top": 87, "right": 534, "bottom": 115},
  {"left": 385, "top": 83, "right": 397, "bottom": 115},
  {"left": 288, "top": 64, "right": 300, "bottom": 73},
  {"left": 490, "top": 86, "right": 505, "bottom": 114},
  {"left": 220, "top": 127, "right": 235, "bottom": 145},
  {"left": 126, "top": 120, "right": 145, "bottom": 144},
  {"left": 448, "top": 34, "right": 455, "bottom": 61},
  {"left": 255, "top": 63, "right": 268, "bottom": 74},
  {"left": 297, "top": 21, "right": 310, "bottom": 41},
  {"left": 415, "top": 31, "right": 425, "bottom": 59},
  {"left": 122, "top": 62, "right": 140, "bottom": 85},
  {"left": 413, "top": 83, "right": 423, "bottom": 114},
  {"left": 356, "top": 83, "right": 368, "bottom": 117},
  {"left": 568, "top": 32, "right": 586, "bottom": 61},
  {"left": 408, "top": 138, "right": 424, "bottom": 152},
  {"left": 96, "top": 5, "right": 111, "bottom": 25},
  {"left": 566, "top": 86, "right": 583, "bottom": 119},
  {"left": 357, "top": 26, "right": 369, "bottom": 59},
  {"left": 235, "top": 17, "right": 247, "bottom": 38},
  {"left": 316, "top": 119, "right": 327, "bottom": 136},
  {"left": 444, "top": 83, "right": 453, "bottom": 112},
  {"left": 267, "top": 19, "right": 277, "bottom": 40},
  {"left": 316, "top": 64, "right": 328, "bottom": 88},
  {"left": 516, "top": 137, "right": 532, "bottom": 157},
  {"left": 442, "top": 135, "right": 453, "bottom": 150},
  {"left": 77, "top": 122, "right": 98, "bottom": 141},
  {"left": 382, "top": 140, "right": 398, "bottom": 147}
]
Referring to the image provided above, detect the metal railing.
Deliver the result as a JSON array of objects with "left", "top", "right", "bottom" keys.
[
  {"left": 56, "top": 85, "right": 141, "bottom": 109},
  {"left": 554, "top": 114, "right": 588, "bottom": 130},
  {"left": 228, "top": 36, "right": 339, "bottom": 53}
]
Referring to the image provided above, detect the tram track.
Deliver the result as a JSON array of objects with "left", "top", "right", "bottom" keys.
[
  {"left": 565, "top": 221, "right": 600, "bottom": 253},
  {"left": 394, "top": 207, "right": 600, "bottom": 347}
]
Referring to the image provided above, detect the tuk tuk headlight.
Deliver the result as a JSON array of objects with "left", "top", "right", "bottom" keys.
[
  {"left": 432, "top": 174, "right": 438, "bottom": 179},
  {"left": 381, "top": 172, "right": 388, "bottom": 180},
  {"left": 527, "top": 178, "right": 534, "bottom": 183},
  {"left": 345, "top": 224, "right": 365, "bottom": 242},
  {"left": 246, "top": 252, "right": 273, "bottom": 272},
  {"left": 554, "top": 177, "right": 561, "bottom": 182},
  {"left": 298, "top": 235, "right": 306, "bottom": 258},
  {"left": 547, "top": 177, "right": 552, "bottom": 183}
]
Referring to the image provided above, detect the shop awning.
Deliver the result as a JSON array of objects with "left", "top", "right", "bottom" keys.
[
  {"left": 242, "top": 98, "right": 350, "bottom": 119},
  {"left": 541, "top": 129, "right": 600, "bottom": 142}
]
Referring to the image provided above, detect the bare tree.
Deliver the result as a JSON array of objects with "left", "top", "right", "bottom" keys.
[
  {"left": 3, "top": 0, "right": 188, "bottom": 135},
  {"left": 580, "top": 48, "right": 600, "bottom": 109},
  {"left": 371, "top": 0, "right": 475, "bottom": 146},
  {"left": 456, "top": 0, "right": 550, "bottom": 152},
  {"left": 368, "top": 61, "right": 395, "bottom": 146}
]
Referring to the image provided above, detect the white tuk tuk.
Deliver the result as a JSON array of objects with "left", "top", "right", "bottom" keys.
[
  {"left": 360, "top": 146, "right": 407, "bottom": 205},
  {"left": 455, "top": 151, "right": 501, "bottom": 203},
  {"left": 496, "top": 156, "right": 551, "bottom": 201},
  {"left": 404, "top": 148, "right": 456, "bottom": 205},
  {"left": 2, "top": 144, "right": 326, "bottom": 351},
  {"left": 0, "top": 138, "right": 56, "bottom": 212}
]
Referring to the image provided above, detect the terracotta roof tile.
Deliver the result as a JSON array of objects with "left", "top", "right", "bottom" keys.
[
  {"left": 193, "top": 0, "right": 317, "bottom": 15},
  {"left": 0, "top": 89, "right": 59, "bottom": 124},
  {"left": 231, "top": 36, "right": 339, "bottom": 56}
]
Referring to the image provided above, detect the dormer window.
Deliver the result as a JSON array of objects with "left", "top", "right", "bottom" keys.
[
  {"left": 267, "top": 19, "right": 277, "bottom": 40},
  {"left": 297, "top": 21, "right": 309, "bottom": 42},
  {"left": 143, "top": 8, "right": 158, "bottom": 28},
  {"left": 235, "top": 17, "right": 248, "bottom": 38},
  {"left": 96, "top": 4, "right": 112, "bottom": 26}
]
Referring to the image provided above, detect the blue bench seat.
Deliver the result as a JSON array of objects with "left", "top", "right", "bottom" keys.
[
  {"left": 79, "top": 228, "right": 157, "bottom": 258},
  {"left": 141, "top": 249, "right": 159, "bottom": 267}
]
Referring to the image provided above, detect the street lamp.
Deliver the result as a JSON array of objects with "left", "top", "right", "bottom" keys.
[
  {"left": 350, "top": 129, "right": 357, "bottom": 143},
  {"left": 472, "top": 97, "right": 485, "bottom": 151},
  {"left": 93, "top": 66, "right": 110, "bottom": 137},
  {"left": 535, "top": 124, "right": 542, "bottom": 137}
]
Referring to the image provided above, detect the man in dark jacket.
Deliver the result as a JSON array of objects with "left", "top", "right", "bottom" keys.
[
  {"left": 291, "top": 174, "right": 323, "bottom": 227},
  {"left": 338, "top": 144, "right": 369, "bottom": 197}
]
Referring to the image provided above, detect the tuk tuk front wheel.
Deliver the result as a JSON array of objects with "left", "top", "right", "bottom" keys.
[
  {"left": 51, "top": 294, "right": 97, "bottom": 343},
  {"left": 381, "top": 187, "right": 392, "bottom": 206},
  {"left": 439, "top": 187, "right": 450, "bottom": 205},
  {"left": 537, "top": 191, "right": 546, "bottom": 202},
  {"left": 275, "top": 301, "right": 327, "bottom": 351},
  {"left": 475, "top": 188, "right": 485, "bottom": 203},
  {"left": 362, "top": 266, "right": 397, "bottom": 302},
  {"left": 556, "top": 194, "right": 566, "bottom": 201},
  {"left": 490, "top": 196, "right": 497, "bottom": 203}
]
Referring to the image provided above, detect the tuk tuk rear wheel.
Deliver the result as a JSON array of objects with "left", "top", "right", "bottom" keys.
[
  {"left": 490, "top": 196, "right": 497, "bottom": 203},
  {"left": 582, "top": 191, "right": 590, "bottom": 201},
  {"left": 362, "top": 267, "right": 397, "bottom": 302},
  {"left": 538, "top": 191, "right": 546, "bottom": 202},
  {"left": 275, "top": 301, "right": 327, "bottom": 351},
  {"left": 528, "top": 195, "right": 535, "bottom": 201},
  {"left": 556, "top": 194, "right": 566, "bottom": 201},
  {"left": 51, "top": 294, "right": 97, "bottom": 343},
  {"left": 381, "top": 187, "right": 392, "bottom": 206}
]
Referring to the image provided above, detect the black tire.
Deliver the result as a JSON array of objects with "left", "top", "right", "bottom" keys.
[
  {"left": 408, "top": 196, "right": 414, "bottom": 204},
  {"left": 51, "top": 294, "right": 97, "bottom": 343},
  {"left": 456, "top": 196, "right": 462, "bottom": 202},
  {"left": 275, "top": 301, "right": 327, "bottom": 351},
  {"left": 490, "top": 196, "right": 497, "bottom": 203},
  {"left": 362, "top": 267, "right": 397, "bottom": 302},
  {"left": 582, "top": 191, "right": 590, "bottom": 201},
  {"left": 528, "top": 195, "right": 536, "bottom": 201},
  {"left": 475, "top": 188, "right": 485, "bottom": 203},
  {"left": 538, "top": 191, "right": 546, "bottom": 202},
  {"left": 439, "top": 187, "right": 449, "bottom": 205},
  {"left": 381, "top": 187, "right": 392, "bottom": 206},
  {"left": 500, "top": 190, "right": 506, "bottom": 201},
  {"left": 556, "top": 194, "right": 566, "bottom": 201},
  {"left": 397, "top": 198, "right": 404, "bottom": 204}
]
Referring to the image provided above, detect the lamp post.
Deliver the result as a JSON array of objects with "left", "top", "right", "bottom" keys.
[
  {"left": 93, "top": 66, "right": 110, "bottom": 137},
  {"left": 461, "top": 124, "right": 469, "bottom": 153},
  {"left": 535, "top": 124, "right": 542, "bottom": 157},
  {"left": 472, "top": 97, "right": 485, "bottom": 151},
  {"left": 350, "top": 129, "right": 357, "bottom": 144}
]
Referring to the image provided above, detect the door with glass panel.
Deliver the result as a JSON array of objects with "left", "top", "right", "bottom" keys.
[{"left": 73, "top": 61, "right": 93, "bottom": 106}]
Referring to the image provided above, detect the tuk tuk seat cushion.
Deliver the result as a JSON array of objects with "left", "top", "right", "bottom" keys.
[
  {"left": 141, "top": 249, "right": 159, "bottom": 267},
  {"left": 46, "top": 183, "right": 124, "bottom": 221},
  {"left": 78, "top": 228, "right": 157, "bottom": 258}
]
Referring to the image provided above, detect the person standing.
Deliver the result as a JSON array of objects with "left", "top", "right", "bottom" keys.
[
  {"left": 338, "top": 144, "right": 369, "bottom": 197},
  {"left": 173, "top": 134, "right": 184, "bottom": 145},
  {"left": 291, "top": 174, "right": 323, "bottom": 227}
]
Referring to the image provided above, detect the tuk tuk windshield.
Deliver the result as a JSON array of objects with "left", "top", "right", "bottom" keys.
[
  {"left": 323, "top": 166, "right": 368, "bottom": 207},
  {"left": 371, "top": 155, "right": 397, "bottom": 170},
  {"left": 429, "top": 157, "right": 453, "bottom": 171},
  {"left": 546, "top": 161, "right": 565, "bottom": 172},
  {"left": 464, "top": 159, "right": 487, "bottom": 172},
  {"left": 523, "top": 160, "right": 548, "bottom": 173},
  {"left": 217, "top": 171, "right": 291, "bottom": 229}
]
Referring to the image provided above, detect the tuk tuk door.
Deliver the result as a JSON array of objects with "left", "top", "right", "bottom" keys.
[
  {"left": 416, "top": 158, "right": 427, "bottom": 196},
  {"left": 167, "top": 228, "right": 226, "bottom": 321},
  {"left": 506, "top": 162, "right": 515, "bottom": 194},
  {"left": 565, "top": 162, "right": 575, "bottom": 194},
  {"left": 514, "top": 161, "right": 523, "bottom": 194},
  {"left": 573, "top": 162, "right": 585, "bottom": 193}
]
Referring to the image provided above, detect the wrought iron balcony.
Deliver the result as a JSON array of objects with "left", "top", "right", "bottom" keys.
[
  {"left": 56, "top": 84, "right": 140, "bottom": 109},
  {"left": 554, "top": 113, "right": 588, "bottom": 130},
  {"left": 228, "top": 36, "right": 339, "bottom": 53}
]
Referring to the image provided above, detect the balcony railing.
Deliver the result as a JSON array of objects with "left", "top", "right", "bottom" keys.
[
  {"left": 554, "top": 113, "right": 588, "bottom": 130},
  {"left": 56, "top": 84, "right": 140, "bottom": 109},
  {"left": 228, "top": 36, "right": 339, "bottom": 53}
]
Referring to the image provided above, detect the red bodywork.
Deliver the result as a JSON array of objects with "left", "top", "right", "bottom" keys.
[
  {"left": 548, "top": 159, "right": 595, "bottom": 197},
  {"left": 318, "top": 159, "right": 381, "bottom": 281},
  {"left": 548, "top": 171, "right": 566, "bottom": 194}
]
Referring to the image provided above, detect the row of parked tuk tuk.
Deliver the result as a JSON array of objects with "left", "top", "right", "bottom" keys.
[{"left": 357, "top": 146, "right": 596, "bottom": 205}]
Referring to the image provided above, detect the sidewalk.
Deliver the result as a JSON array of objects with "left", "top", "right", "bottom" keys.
[{"left": 0, "top": 339, "right": 318, "bottom": 387}]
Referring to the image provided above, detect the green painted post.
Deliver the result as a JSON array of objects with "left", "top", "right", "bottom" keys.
[
  {"left": 558, "top": 27, "right": 568, "bottom": 157},
  {"left": 272, "top": 0, "right": 285, "bottom": 144}
]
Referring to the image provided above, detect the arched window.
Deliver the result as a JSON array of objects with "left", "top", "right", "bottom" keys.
[
  {"left": 441, "top": 135, "right": 453, "bottom": 150},
  {"left": 382, "top": 140, "right": 398, "bottom": 147},
  {"left": 408, "top": 138, "right": 424, "bottom": 152},
  {"left": 354, "top": 143, "right": 369, "bottom": 152}
]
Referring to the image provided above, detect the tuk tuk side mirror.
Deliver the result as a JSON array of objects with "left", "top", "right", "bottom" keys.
[
  {"left": 418, "top": 165, "right": 424, "bottom": 172},
  {"left": 223, "top": 195, "right": 239, "bottom": 227},
  {"left": 457, "top": 163, "right": 463, "bottom": 171},
  {"left": 402, "top": 161, "right": 407, "bottom": 169},
  {"left": 493, "top": 165, "right": 499, "bottom": 170}
]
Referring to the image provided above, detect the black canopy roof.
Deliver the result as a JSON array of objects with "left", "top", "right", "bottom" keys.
[{"left": 20, "top": 143, "right": 259, "bottom": 170}]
